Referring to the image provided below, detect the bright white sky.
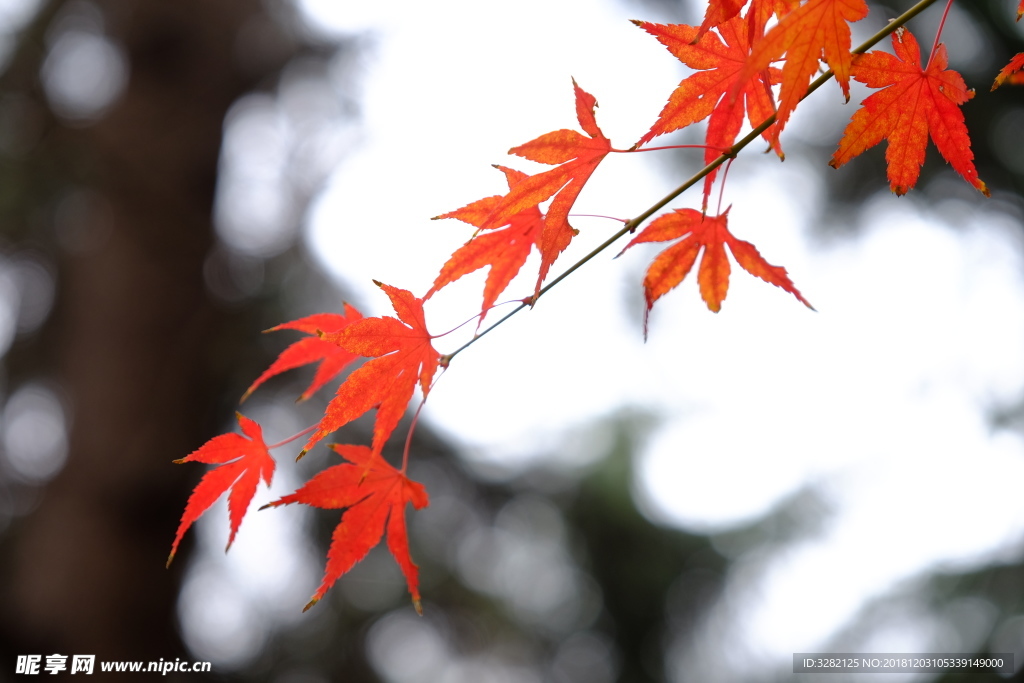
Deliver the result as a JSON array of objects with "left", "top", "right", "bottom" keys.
[{"left": 219, "top": 0, "right": 1024, "bottom": 676}]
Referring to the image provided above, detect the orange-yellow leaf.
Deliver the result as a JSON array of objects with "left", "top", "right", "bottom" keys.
[
  {"left": 264, "top": 444, "right": 429, "bottom": 613},
  {"left": 993, "top": 52, "right": 1024, "bottom": 90},
  {"left": 635, "top": 16, "right": 783, "bottom": 208},
  {"left": 301, "top": 284, "right": 441, "bottom": 457},
  {"left": 739, "top": 0, "right": 869, "bottom": 142},
  {"left": 427, "top": 166, "right": 544, "bottom": 324},
  {"left": 620, "top": 207, "right": 812, "bottom": 334},
  {"left": 480, "top": 79, "right": 611, "bottom": 293},
  {"left": 241, "top": 305, "right": 363, "bottom": 403},
  {"left": 830, "top": 28, "right": 988, "bottom": 197},
  {"left": 168, "top": 413, "right": 274, "bottom": 565}
]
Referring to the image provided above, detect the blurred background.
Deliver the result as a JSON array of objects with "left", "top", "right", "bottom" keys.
[{"left": 0, "top": 0, "right": 1023, "bottom": 681}]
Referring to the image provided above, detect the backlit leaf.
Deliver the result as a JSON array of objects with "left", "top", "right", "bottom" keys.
[
  {"left": 635, "top": 15, "right": 783, "bottom": 208},
  {"left": 168, "top": 413, "right": 275, "bottom": 565},
  {"left": 739, "top": 0, "right": 869, "bottom": 143},
  {"left": 620, "top": 207, "right": 812, "bottom": 335},
  {"left": 263, "top": 444, "right": 429, "bottom": 613},
  {"left": 241, "top": 305, "right": 363, "bottom": 403},
  {"left": 830, "top": 28, "right": 988, "bottom": 196},
  {"left": 428, "top": 166, "right": 544, "bottom": 324},
  {"left": 479, "top": 79, "right": 612, "bottom": 293},
  {"left": 301, "top": 284, "right": 441, "bottom": 457}
]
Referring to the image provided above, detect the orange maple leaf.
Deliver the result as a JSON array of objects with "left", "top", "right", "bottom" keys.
[
  {"left": 992, "top": 52, "right": 1024, "bottom": 90},
  {"left": 168, "top": 413, "right": 275, "bottom": 566},
  {"left": 620, "top": 207, "right": 812, "bottom": 333},
  {"left": 479, "top": 79, "right": 612, "bottom": 293},
  {"left": 241, "top": 305, "right": 363, "bottom": 403},
  {"left": 1019, "top": 0, "right": 1024, "bottom": 21},
  {"left": 427, "top": 166, "right": 544, "bottom": 324},
  {"left": 830, "top": 28, "right": 988, "bottom": 197},
  {"left": 635, "top": 15, "right": 783, "bottom": 207},
  {"left": 263, "top": 444, "right": 429, "bottom": 613},
  {"left": 738, "top": 0, "right": 869, "bottom": 142},
  {"left": 300, "top": 283, "right": 441, "bottom": 457}
]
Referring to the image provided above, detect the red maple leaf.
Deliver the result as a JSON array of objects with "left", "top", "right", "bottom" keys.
[
  {"left": 830, "top": 28, "right": 988, "bottom": 196},
  {"left": 620, "top": 207, "right": 812, "bottom": 334},
  {"left": 634, "top": 15, "right": 783, "bottom": 207},
  {"left": 427, "top": 166, "right": 544, "bottom": 324},
  {"left": 992, "top": 52, "right": 1024, "bottom": 90},
  {"left": 300, "top": 283, "right": 441, "bottom": 457},
  {"left": 241, "top": 305, "right": 363, "bottom": 403},
  {"left": 738, "top": 0, "right": 869, "bottom": 142},
  {"left": 1019, "top": 0, "right": 1024, "bottom": 21},
  {"left": 478, "top": 79, "right": 612, "bottom": 293},
  {"left": 167, "top": 413, "right": 275, "bottom": 566},
  {"left": 262, "top": 444, "right": 429, "bottom": 613}
]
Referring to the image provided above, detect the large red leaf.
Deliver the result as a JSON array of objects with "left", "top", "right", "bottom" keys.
[
  {"left": 620, "top": 207, "right": 812, "bottom": 334},
  {"left": 241, "top": 305, "right": 363, "bottom": 403},
  {"left": 830, "top": 28, "right": 988, "bottom": 196},
  {"left": 168, "top": 413, "right": 275, "bottom": 565},
  {"left": 263, "top": 444, "right": 429, "bottom": 613},
  {"left": 300, "top": 283, "right": 441, "bottom": 457}
]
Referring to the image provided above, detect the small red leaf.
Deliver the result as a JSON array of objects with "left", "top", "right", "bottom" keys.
[
  {"left": 428, "top": 166, "right": 544, "bottom": 324},
  {"left": 242, "top": 305, "right": 363, "bottom": 402},
  {"left": 620, "top": 207, "right": 812, "bottom": 335},
  {"left": 993, "top": 52, "right": 1024, "bottom": 90},
  {"left": 479, "top": 79, "right": 612, "bottom": 293},
  {"left": 264, "top": 444, "right": 429, "bottom": 613},
  {"left": 301, "top": 284, "right": 441, "bottom": 457},
  {"left": 168, "top": 413, "right": 275, "bottom": 566}
]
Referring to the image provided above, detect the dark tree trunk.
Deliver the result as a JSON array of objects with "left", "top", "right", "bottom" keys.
[{"left": 0, "top": 0, "right": 296, "bottom": 666}]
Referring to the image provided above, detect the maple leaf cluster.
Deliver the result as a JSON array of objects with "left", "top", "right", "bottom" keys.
[
  {"left": 169, "top": 284, "right": 438, "bottom": 612},
  {"left": 169, "top": 0, "right": 1016, "bottom": 614}
]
